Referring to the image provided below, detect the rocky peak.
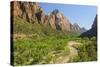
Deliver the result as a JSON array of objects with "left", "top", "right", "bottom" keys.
[
  {"left": 70, "top": 23, "right": 87, "bottom": 34},
  {"left": 52, "top": 9, "right": 59, "bottom": 15},
  {"left": 73, "top": 23, "right": 79, "bottom": 26},
  {"left": 80, "top": 27, "right": 87, "bottom": 34},
  {"left": 11, "top": 1, "right": 42, "bottom": 23},
  {"left": 48, "top": 9, "right": 71, "bottom": 31},
  {"left": 92, "top": 15, "right": 97, "bottom": 29},
  {"left": 71, "top": 23, "right": 80, "bottom": 32},
  {"left": 73, "top": 23, "right": 80, "bottom": 30},
  {"left": 80, "top": 15, "right": 97, "bottom": 37},
  {"left": 11, "top": 1, "right": 84, "bottom": 34}
]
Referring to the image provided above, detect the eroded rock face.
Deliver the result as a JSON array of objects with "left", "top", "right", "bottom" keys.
[
  {"left": 71, "top": 23, "right": 81, "bottom": 32},
  {"left": 70, "top": 23, "right": 86, "bottom": 34},
  {"left": 80, "top": 15, "right": 97, "bottom": 37},
  {"left": 11, "top": 1, "right": 41, "bottom": 23},
  {"left": 11, "top": 1, "right": 84, "bottom": 33},
  {"left": 80, "top": 27, "right": 87, "bottom": 34},
  {"left": 48, "top": 9, "right": 71, "bottom": 31}
]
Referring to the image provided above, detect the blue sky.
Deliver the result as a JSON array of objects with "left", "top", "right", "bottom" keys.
[{"left": 39, "top": 2, "right": 97, "bottom": 30}]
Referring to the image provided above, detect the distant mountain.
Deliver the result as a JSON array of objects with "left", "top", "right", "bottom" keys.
[
  {"left": 72, "top": 23, "right": 80, "bottom": 32},
  {"left": 71, "top": 23, "right": 80, "bottom": 33},
  {"left": 70, "top": 23, "right": 87, "bottom": 34},
  {"left": 11, "top": 1, "right": 87, "bottom": 34},
  {"left": 80, "top": 27, "right": 87, "bottom": 34},
  {"left": 80, "top": 15, "right": 97, "bottom": 37}
]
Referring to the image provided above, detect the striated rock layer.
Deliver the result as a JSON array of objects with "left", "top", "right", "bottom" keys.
[{"left": 11, "top": 1, "right": 87, "bottom": 33}]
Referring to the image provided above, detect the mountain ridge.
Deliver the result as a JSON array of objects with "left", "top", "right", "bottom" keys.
[
  {"left": 11, "top": 1, "right": 87, "bottom": 34},
  {"left": 80, "top": 15, "right": 97, "bottom": 37}
]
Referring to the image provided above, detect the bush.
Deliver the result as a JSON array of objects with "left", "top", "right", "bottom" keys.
[
  {"left": 71, "top": 37, "right": 97, "bottom": 62},
  {"left": 12, "top": 17, "right": 97, "bottom": 65}
]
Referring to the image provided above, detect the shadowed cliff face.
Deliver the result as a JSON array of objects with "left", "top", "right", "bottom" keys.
[
  {"left": 11, "top": 1, "right": 86, "bottom": 33},
  {"left": 80, "top": 15, "right": 97, "bottom": 37}
]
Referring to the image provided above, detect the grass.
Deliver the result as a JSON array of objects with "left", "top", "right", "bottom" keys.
[
  {"left": 11, "top": 17, "right": 97, "bottom": 66},
  {"left": 12, "top": 17, "right": 71, "bottom": 65},
  {"left": 13, "top": 34, "right": 71, "bottom": 65},
  {"left": 69, "top": 37, "right": 97, "bottom": 62}
]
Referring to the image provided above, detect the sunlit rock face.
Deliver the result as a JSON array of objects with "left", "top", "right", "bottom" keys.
[
  {"left": 11, "top": 1, "right": 87, "bottom": 33},
  {"left": 48, "top": 9, "right": 71, "bottom": 31}
]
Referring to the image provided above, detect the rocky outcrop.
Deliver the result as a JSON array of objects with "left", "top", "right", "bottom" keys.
[
  {"left": 71, "top": 23, "right": 81, "bottom": 33},
  {"left": 11, "top": 1, "right": 85, "bottom": 34},
  {"left": 80, "top": 27, "right": 87, "bottom": 34},
  {"left": 80, "top": 15, "right": 97, "bottom": 37},
  {"left": 11, "top": 1, "right": 72, "bottom": 31},
  {"left": 48, "top": 9, "right": 71, "bottom": 31},
  {"left": 11, "top": 1, "right": 43, "bottom": 23},
  {"left": 70, "top": 23, "right": 86, "bottom": 34}
]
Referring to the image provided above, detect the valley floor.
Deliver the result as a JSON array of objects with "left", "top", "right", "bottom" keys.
[
  {"left": 54, "top": 41, "right": 81, "bottom": 63},
  {"left": 12, "top": 17, "right": 97, "bottom": 66},
  {"left": 11, "top": 33, "right": 97, "bottom": 66}
]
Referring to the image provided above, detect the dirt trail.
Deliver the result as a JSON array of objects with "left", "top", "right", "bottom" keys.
[
  {"left": 68, "top": 41, "right": 81, "bottom": 57},
  {"left": 55, "top": 41, "right": 81, "bottom": 63},
  {"left": 13, "top": 33, "right": 38, "bottom": 39}
]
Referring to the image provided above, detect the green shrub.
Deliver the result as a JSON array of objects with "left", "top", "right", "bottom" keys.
[
  {"left": 12, "top": 17, "right": 97, "bottom": 65},
  {"left": 71, "top": 37, "right": 97, "bottom": 62}
]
